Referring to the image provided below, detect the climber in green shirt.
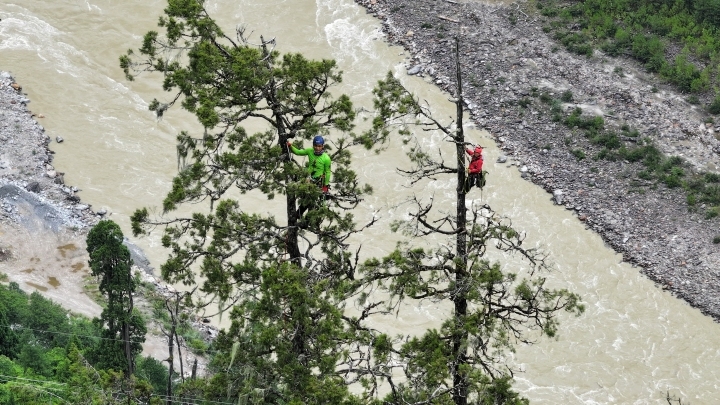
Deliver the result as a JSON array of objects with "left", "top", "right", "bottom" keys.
[
  {"left": 287, "top": 135, "right": 331, "bottom": 190},
  {"left": 287, "top": 135, "right": 331, "bottom": 221}
]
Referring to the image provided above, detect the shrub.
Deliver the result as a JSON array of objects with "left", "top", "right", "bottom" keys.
[
  {"left": 591, "top": 132, "right": 621, "bottom": 149},
  {"left": 708, "top": 94, "right": 720, "bottom": 114},
  {"left": 714, "top": 235, "right": 720, "bottom": 244},
  {"left": 561, "top": 90, "right": 574, "bottom": 102},
  {"left": 705, "top": 172, "right": 720, "bottom": 183},
  {"left": 571, "top": 149, "right": 586, "bottom": 160}
]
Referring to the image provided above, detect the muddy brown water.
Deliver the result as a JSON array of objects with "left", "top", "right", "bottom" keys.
[{"left": 2, "top": 0, "right": 720, "bottom": 402}]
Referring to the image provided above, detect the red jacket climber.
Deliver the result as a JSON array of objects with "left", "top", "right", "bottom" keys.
[
  {"left": 466, "top": 146, "right": 484, "bottom": 173},
  {"left": 465, "top": 146, "right": 485, "bottom": 191}
]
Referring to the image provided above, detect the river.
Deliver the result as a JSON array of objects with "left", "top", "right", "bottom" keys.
[{"left": 1, "top": 0, "right": 719, "bottom": 403}]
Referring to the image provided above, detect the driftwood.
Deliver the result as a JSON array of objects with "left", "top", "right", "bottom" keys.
[{"left": 437, "top": 15, "right": 460, "bottom": 23}]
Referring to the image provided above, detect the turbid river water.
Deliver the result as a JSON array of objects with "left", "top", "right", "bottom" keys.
[{"left": 2, "top": 0, "right": 720, "bottom": 403}]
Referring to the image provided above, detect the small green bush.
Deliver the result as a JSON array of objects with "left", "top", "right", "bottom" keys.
[
  {"left": 591, "top": 132, "right": 621, "bottom": 149},
  {"left": 705, "top": 207, "right": 719, "bottom": 219},
  {"left": 561, "top": 90, "right": 574, "bottom": 102},
  {"left": 705, "top": 172, "right": 720, "bottom": 183},
  {"left": 713, "top": 235, "right": 720, "bottom": 244},
  {"left": 708, "top": 95, "right": 720, "bottom": 114},
  {"left": 571, "top": 149, "right": 586, "bottom": 160}
]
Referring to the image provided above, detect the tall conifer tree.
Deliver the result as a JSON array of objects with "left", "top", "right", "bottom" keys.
[
  {"left": 86, "top": 220, "right": 145, "bottom": 376},
  {"left": 122, "top": 0, "right": 391, "bottom": 401},
  {"left": 363, "top": 38, "right": 584, "bottom": 404}
]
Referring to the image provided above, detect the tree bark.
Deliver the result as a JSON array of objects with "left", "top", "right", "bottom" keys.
[
  {"left": 123, "top": 268, "right": 134, "bottom": 377},
  {"left": 452, "top": 36, "right": 469, "bottom": 405},
  {"left": 260, "top": 36, "right": 302, "bottom": 264}
]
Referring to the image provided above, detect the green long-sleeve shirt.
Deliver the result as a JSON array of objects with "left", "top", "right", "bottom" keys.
[{"left": 289, "top": 145, "right": 331, "bottom": 186}]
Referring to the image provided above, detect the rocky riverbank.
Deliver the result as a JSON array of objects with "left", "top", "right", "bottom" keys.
[
  {"left": 355, "top": 0, "right": 720, "bottom": 319},
  {"left": 0, "top": 71, "right": 216, "bottom": 372}
]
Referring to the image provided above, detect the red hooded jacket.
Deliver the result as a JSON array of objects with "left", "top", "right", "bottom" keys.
[{"left": 466, "top": 147, "right": 483, "bottom": 173}]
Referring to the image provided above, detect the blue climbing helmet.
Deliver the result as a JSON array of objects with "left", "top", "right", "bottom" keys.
[{"left": 313, "top": 135, "right": 325, "bottom": 155}]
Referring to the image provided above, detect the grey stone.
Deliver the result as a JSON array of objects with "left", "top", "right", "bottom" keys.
[
  {"left": 25, "top": 182, "right": 41, "bottom": 193},
  {"left": 407, "top": 65, "right": 422, "bottom": 75}
]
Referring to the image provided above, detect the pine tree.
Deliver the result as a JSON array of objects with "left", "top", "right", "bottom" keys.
[
  {"left": 86, "top": 220, "right": 146, "bottom": 376},
  {"left": 362, "top": 38, "right": 585, "bottom": 404},
  {"left": 121, "top": 0, "right": 391, "bottom": 401}
]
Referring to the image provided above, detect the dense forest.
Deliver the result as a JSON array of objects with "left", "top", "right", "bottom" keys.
[{"left": 0, "top": 279, "right": 168, "bottom": 404}]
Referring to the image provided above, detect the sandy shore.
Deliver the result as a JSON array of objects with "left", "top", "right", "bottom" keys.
[{"left": 355, "top": 0, "right": 720, "bottom": 320}]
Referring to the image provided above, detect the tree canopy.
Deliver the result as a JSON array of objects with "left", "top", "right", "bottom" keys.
[{"left": 122, "top": 0, "right": 392, "bottom": 401}]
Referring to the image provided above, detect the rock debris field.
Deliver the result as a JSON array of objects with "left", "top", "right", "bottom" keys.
[{"left": 355, "top": 0, "right": 720, "bottom": 319}]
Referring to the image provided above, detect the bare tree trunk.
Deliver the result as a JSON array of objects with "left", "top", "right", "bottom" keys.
[
  {"left": 123, "top": 270, "right": 135, "bottom": 377},
  {"left": 163, "top": 300, "right": 176, "bottom": 405},
  {"left": 452, "top": 36, "right": 469, "bottom": 405},
  {"left": 174, "top": 328, "right": 184, "bottom": 383},
  {"left": 260, "top": 36, "right": 302, "bottom": 264},
  {"left": 165, "top": 328, "right": 174, "bottom": 405}
]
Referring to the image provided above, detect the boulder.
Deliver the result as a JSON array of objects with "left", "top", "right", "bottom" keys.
[
  {"left": 407, "top": 65, "right": 422, "bottom": 75},
  {"left": 25, "top": 182, "right": 41, "bottom": 193}
]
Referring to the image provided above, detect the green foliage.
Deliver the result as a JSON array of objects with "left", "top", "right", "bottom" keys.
[
  {"left": 713, "top": 235, "right": 720, "bottom": 243},
  {"left": 708, "top": 94, "right": 720, "bottom": 114},
  {"left": 706, "top": 206, "right": 720, "bottom": 219},
  {"left": 120, "top": 0, "right": 398, "bottom": 401},
  {"left": 564, "top": 107, "right": 605, "bottom": 131},
  {"left": 364, "top": 67, "right": 583, "bottom": 404},
  {"left": 135, "top": 355, "right": 168, "bottom": 395},
  {"left": 662, "top": 54, "right": 709, "bottom": 92},
  {"left": 0, "top": 304, "right": 18, "bottom": 358},
  {"left": 537, "top": 0, "right": 720, "bottom": 96},
  {"left": 551, "top": 100, "right": 720, "bottom": 208},
  {"left": 86, "top": 220, "right": 145, "bottom": 374},
  {"left": 0, "top": 284, "right": 161, "bottom": 404}
]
